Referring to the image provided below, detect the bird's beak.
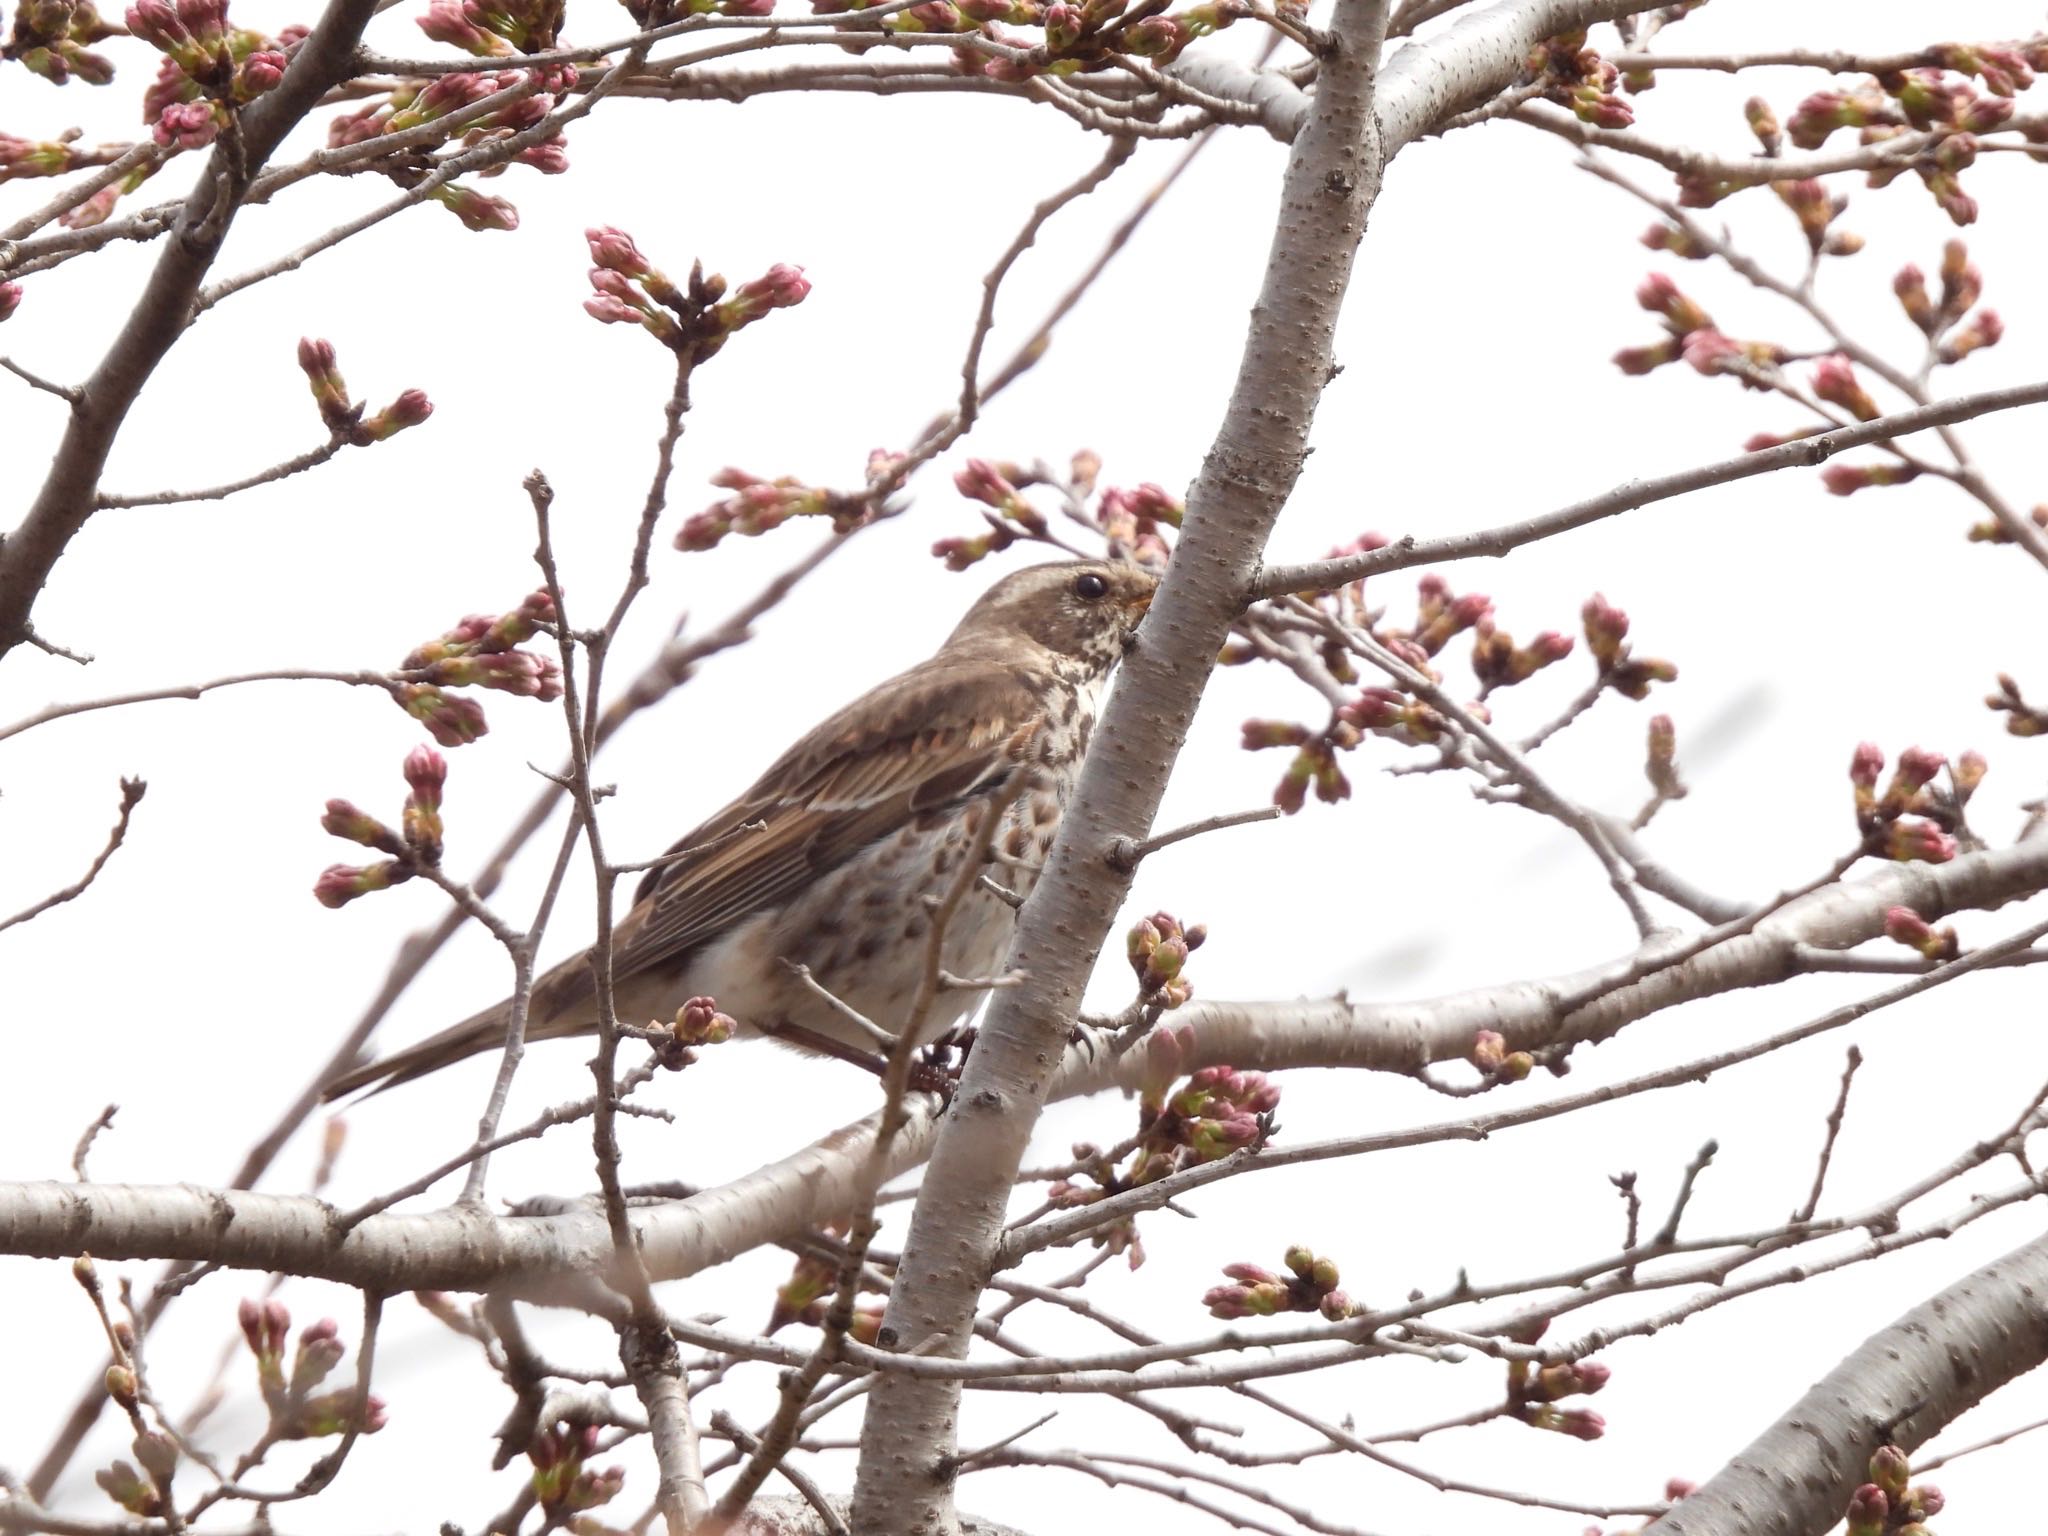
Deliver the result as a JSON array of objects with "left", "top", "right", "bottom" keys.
[{"left": 1122, "top": 586, "right": 1157, "bottom": 615}]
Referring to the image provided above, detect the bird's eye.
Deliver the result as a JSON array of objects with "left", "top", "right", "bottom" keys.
[{"left": 1073, "top": 572, "right": 1110, "bottom": 600}]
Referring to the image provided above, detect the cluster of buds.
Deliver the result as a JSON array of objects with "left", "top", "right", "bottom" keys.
[
  {"left": 1509, "top": 1351, "right": 1610, "bottom": 1440},
  {"left": 1470, "top": 616, "right": 1574, "bottom": 695},
  {"left": 1401, "top": 573, "right": 1493, "bottom": 657},
  {"left": 1, "top": 130, "right": 91, "bottom": 182},
  {"left": 1581, "top": 593, "right": 1677, "bottom": 699},
  {"left": 5, "top": 0, "right": 120, "bottom": 84},
  {"left": 676, "top": 467, "right": 864, "bottom": 552},
  {"left": 389, "top": 591, "right": 562, "bottom": 745},
  {"left": 295, "top": 338, "right": 434, "bottom": 446},
  {"left": 1883, "top": 904, "right": 1960, "bottom": 963},
  {"left": 660, "top": 994, "right": 735, "bottom": 1070},
  {"left": 1471, "top": 1028, "right": 1533, "bottom": 1083},
  {"left": 934, "top": 453, "right": 1178, "bottom": 571},
  {"left": 417, "top": 0, "right": 563, "bottom": 55},
  {"left": 93, "top": 1433, "right": 179, "bottom": 1518},
  {"left": 1042, "top": 1142, "right": 1146, "bottom": 1266},
  {"left": 1242, "top": 718, "right": 1351, "bottom": 814},
  {"left": 238, "top": 1297, "right": 388, "bottom": 1440},
  {"left": 1988, "top": 673, "right": 2048, "bottom": 735},
  {"left": 529, "top": 1420, "right": 625, "bottom": 1517},
  {"left": 314, "top": 745, "right": 452, "bottom": 908},
  {"left": 1849, "top": 742, "right": 1965, "bottom": 864},
  {"left": 934, "top": 457, "right": 1046, "bottom": 568},
  {"left": 0, "top": 130, "right": 140, "bottom": 226},
  {"left": 1095, "top": 481, "right": 1180, "bottom": 567},
  {"left": 128, "top": 0, "right": 303, "bottom": 149},
  {"left": 1782, "top": 58, "right": 2039, "bottom": 225},
  {"left": 1526, "top": 29, "right": 1632, "bottom": 129},
  {"left": 1127, "top": 910, "right": 1204, "bottom": 1007},
  {"left": 330, "top": 68, "right": 573, "bottom": 180},
  {"left": 1129, "top": 1023, "right": 1280, "bottom": 1184},
  {"left": 1895, "top": 239, "right": 2001, "bottom": 366},
  {"left": 1845, "top": 1444, "right": 1944, "bottom": 1536},
  {"left": 1772, "top": 178, "right": 1863, "bottom": 256},
  {"left": 584, "top": 226, "right": 810, "bottom": 360},
  {"left": 1615, "top": 273, "right": 1785, "bottom": 384},
  {"left": 1204, "top": 1245, "right": 1356, "bottom": 1322},
  {"left": 933, "top": 0, "right": 1249, "bottom": 80}
]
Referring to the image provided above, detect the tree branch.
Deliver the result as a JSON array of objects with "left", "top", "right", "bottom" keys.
[{"left": 1659, "top": 1227, "right": 2048, "bottom": 1536}]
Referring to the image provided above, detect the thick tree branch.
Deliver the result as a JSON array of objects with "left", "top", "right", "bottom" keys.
[
  {"left": 1659, "top": 1227, "right": 2048, "bottom": 1536},
  {"left": 849, "top": 1, "right": 1392, "bottom": 1526},
  {"left": 0, "top": 831, "right": 2040, "bottom": 1295}
]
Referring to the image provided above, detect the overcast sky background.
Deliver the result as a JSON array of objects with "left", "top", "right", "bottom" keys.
[{"left": 4, "top": 0, "right": 2048, "bottom": 1530}]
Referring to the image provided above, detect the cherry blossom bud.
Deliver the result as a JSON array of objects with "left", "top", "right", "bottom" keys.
[
  {"left": 1635, "top": 272, "right": 1710, "bottom": 334},
  {"left": 418, "top": 0, "right": 510, "bottom": 51},
  {"left": 1811, "top": 355, "right": 1879, "bottom": 420},
  {"left": 133, "top": 1431, "right": 178, "bottom": 1483},
  {"left": 322, "top": 799, "right": 404, "bottom": 854},
  {"left": 716, "top": 263, "right": 811, "bottom": 329},
  {"left": 1883, "top": 905, "right": 1958, "bottom": 961},
  {"left": 1820, "top": 462, "right": 1920, "bottom": 496},
  {"left": 1938, "top": 308, "right": 2002, "bottom": 364},
  {"left": 1892, "top": 263, "right": 1935, "bottom": 333},
  {"left": 432, "top": 183, "right": 519, "bottom": 231},
  {"left": 313, "top": 861, "right": 411, "bottom": 907},
  {"left": 1744, "top": 95, "right": 1780, "bottom": 153},
  {"left": 153, "top": 100, "right": 220, "bottom": 149},
  {"left": 104, "top": 1364, "right": 139, "bottom": 1408},
  {"left": 399, "top": 683, "right": 488, "bottom": 746},
  {"left": 290, "top": 1317, "right": 346, "bottom": 1395},
  {"left": 1938, "top": 239, "right": 1981, "bottom": 320},
  {"left": 94, "top": 1461, "right": 160, "bottom": 1517},
  {"left": 353, "top": 388, "right": 434, "bottom": 443},
  {"left": 1884, "top": 821, "right": 1957, "bottom": 864},
  {"left": 586, "top": 224, "right": 648, "bottom": 275},
  {"left": 1639, "top": 222, "right": 1707, "bottom": 260},
  {"left": 1581, "top": 592, "right": 1629, "bottom": 667},
  {"left": 0, "top": 283, "right": 21, "bottom": 323},
  {"left": 1612, "top": 337, "right": 1681, "bottom": 375}
]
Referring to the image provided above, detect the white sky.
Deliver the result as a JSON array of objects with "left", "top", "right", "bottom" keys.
[{"left": 4, "top": 0, "right": 2048, "bottom": 1530}]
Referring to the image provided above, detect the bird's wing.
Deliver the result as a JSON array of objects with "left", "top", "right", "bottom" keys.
[{"left": 601, "top": 657, "right": 1044, "bottom": 990}]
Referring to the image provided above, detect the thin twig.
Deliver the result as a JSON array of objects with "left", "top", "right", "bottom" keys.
[
  {"left": 1792, "top": 1046, "right": 1863, "bottom": 1224},
  {"left": 0, "top": 778, "right": 147, "bottom": 935},
  {"left": 95, "top": 439, "right": 344, "bottom": 508}
]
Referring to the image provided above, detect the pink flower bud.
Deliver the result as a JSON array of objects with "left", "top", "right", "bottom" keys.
[
  {"left": 585, "top": 224, "right": 647, "bottom": 274},
  {"left": 1811, "top": 354, "right": 1879, "bottom": 420},
  {"left": 153, "top": 100, "right": 221, "bottom": 149},
  {"left": 0, "top": 282, "right": 20, "bottom": 323},
  {"left": 1884, "top": 820, "right": 1957, "bottom": 864}
]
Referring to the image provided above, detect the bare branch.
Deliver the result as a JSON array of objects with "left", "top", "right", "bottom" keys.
[{"left": 0, "top": 778, "right": 147, "bottom": 935}]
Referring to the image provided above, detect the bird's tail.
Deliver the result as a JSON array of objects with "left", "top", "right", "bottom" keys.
[{"left": 321, "top": 963, "right": 595, "bottom": 1101}]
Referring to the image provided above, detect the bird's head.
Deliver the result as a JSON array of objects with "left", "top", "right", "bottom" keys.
[{"left": 953, "top": 559, "right": 1159, "bottom": 671}]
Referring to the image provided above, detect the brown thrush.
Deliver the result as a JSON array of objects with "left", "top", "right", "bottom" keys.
[{"left": 324, "top": 559, "right": 1157, "bottom": 1098}]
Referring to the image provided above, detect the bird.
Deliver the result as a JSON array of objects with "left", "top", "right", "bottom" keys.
[{"left": 323, "top": 558, "right": 1159, "bottom": 1099}]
